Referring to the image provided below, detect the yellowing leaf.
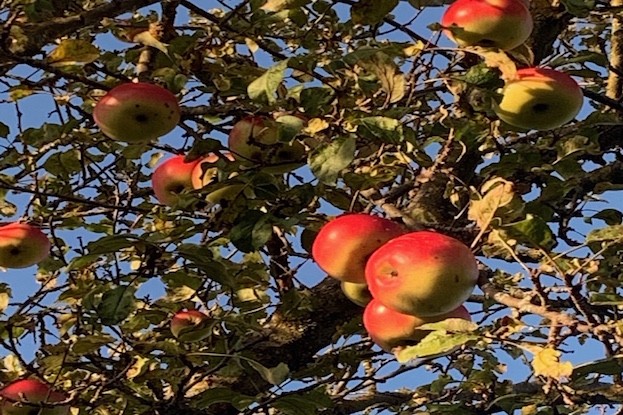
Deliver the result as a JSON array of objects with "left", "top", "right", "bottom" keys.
[
  {"left": 360, "top": 53, "right": 405, "bottom": 104},
  {"left": 464, "top": 46, "right": 517, "bottom": 81},
  {"left": 245, "top": 38, "right": 259, "bottom": 54},
  {"left": 132, "top": 31, "right": 169, "bottom": 54},
  {"left": 127, "top": 355, "right": 149, "bottom": 379},
  {"left": 468, "top": 177, "right": 518, "bottom": 231},
  {"left": 532, "top": 346, "right": 573, "bottom": 380},
  {"left": 304, "top": 118, "right": 329, "bottom": 135},
  {"left": 404, "top": 41, "right": 426, "bottom": 57},
  {"left": 521, "top": 404, "right": 538, "bottom": 415},
  {"left": 48, "top": 39, "right": 100, "bottom": 66}
]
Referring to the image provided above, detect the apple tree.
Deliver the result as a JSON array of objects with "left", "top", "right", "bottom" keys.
[{"left": 0, "top": 0, "right": 622, "bottom": 414}]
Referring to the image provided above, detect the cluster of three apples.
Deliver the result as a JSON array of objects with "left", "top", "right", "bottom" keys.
[
  {"left": 441, "top": 0, "right": 584, "bottom": 130},
  {"left": 311, "top": 214, "right": 478, "bottom": 351}
]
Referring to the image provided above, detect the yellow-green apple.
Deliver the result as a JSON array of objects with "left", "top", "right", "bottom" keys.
[
  {"left": 311, "top": 214, "right": 405, "bottom": 283},
  {"left": 93, "top": 82, "right": 181, "bottom": 142},
  {"left": 441, "top": 0, "right": 533, "bottom": 50},
  {"left": 493, "top": 67, "right": 583, "bottom": 130},
  {"left": 170, "top": 309, "right": 211, "bottom": 341},
  {"left": 0, "top": 223, "right": 50, "bottom": 269},
  {"left": 227, "top": 116, "right": 306, "bottom": 168},
  {"left": 340, "top": 281, "right": 373, "bottom": 307},
  {"left": 152, "top": 155, "right": 200, "bottom": 206},
  {"left": 365, "top": 231, "right": 478, "bottom": 317},
  {"left": 0, "top": 379, "right": 69, "bottom": 415},
  {"left": 363, "top": 299, "right": 471, "bottom": 351}
]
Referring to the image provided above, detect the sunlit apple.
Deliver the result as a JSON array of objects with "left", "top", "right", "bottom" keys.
[
  {"left": 93, "top": 82, "right": 181, "bottom": 142},
  {"left": 0, "top": 222, "right": 50, "bottom": 269}
]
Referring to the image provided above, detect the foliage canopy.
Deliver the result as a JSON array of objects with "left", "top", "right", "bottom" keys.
[{"left": 1, "top": 0, "right": 623, "bottom": 414}]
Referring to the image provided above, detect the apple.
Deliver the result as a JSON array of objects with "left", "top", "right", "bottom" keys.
[
  {"left": 340, "top": 281, "right": 373, "bottom": 307},
  {"left": 170, "top": 309, "right": 210, "bottom": 341},
  {"left": 441, "top": 0, "right": 533, "bottom": 50},
  {"left": 0, "top": 223, "right": 50, "bottom": 269},
  {"left": 151, "top": 155, "right": 200, "bottom": 207},
  {"left": 363, "top": 299, "right": 471, "bottom": 351},
  {"left": 493, "top": 67, "right": 584, "bottom": 130},
  {"left": 365, "top": 231, "right": 478, "bottom": 317},
  {"left": 93, "top": 82, "right": 181, "bottom": 142},
  {"left": 0, "top": 379, "right": 69, "bottom": 415},
  {"left": 311, "top": 214, "right": 405, "bottom": 284},
  {"left": 227, "top": 115, "right": 306, "bottom": 167}
]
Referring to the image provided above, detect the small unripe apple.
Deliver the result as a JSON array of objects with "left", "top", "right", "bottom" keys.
[
  {"left": 227, "top": 116, "right": 306, "bottom": 167},
  {"left": 365, "top": 231, "right": 478, "bottom": 317},
  {"left": 312, "top": 214, "right": 405, "bottom": 284},
  {"left": 0, "top": 379, "right": 69, "bottom": 415},
  {"left": 441, "top": 0, "right": 533, "bottom": 50},
  {"left": 170, "top": 309, "right": 210, "bottom": 341},
  {"left": 363, "top": 299, "right": 471, "bottom": 351},
  {"left": 340, "top": 281, "right": 373, "bottom": 307},
  {"left": 151, "top": 155, "right": 200, "bottom": 207},
  {"left": 493, "top": 67, "right": 583, "bottom": 130},
  {"left": 0, "top": 223, "right": 50, "bottom": 269},
  {"left": 93, "top": 82, "right": 181, "bottom": 142}
]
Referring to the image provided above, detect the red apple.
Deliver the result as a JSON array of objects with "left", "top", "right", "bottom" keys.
[
  {"left": 441, "top": 0, "right": 533, "bottom": 50},
  {"left": 0, "top": 379, "right": 69, "bottom": 415},
  {"left": 0, "top": 223, "right": 50, "bottom": 269},
  {"left": 227, "top": 116, "right": 306, "bottom": 168},
  {"left": 363, "top": 299, "right": 471, "bottom": 351},
  {"left": 152, "top": 155, "right": 200, "bottom": 207},
  {"left": 493, "top": 67, "right": 584, "bottom": 130},
  {"left": 365, "top": 231, "right": 478, "bottom": 317},
  {"left": 93, "top": 82, "right": 181, "bottom": 142},
  {"left": 170, "top": 309, "right": 210, "bottom": 341},
  {"left": 340, "top": 281, "right": 373, "bottom": 307},
  {"left": 311, "top": 214, "right": 405, "bottom": 284}
]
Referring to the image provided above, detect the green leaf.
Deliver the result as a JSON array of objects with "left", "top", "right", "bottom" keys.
[
  {"left": 586, "top": 209, "right": 623, "bottom": 226},
  {"left": 0, "top": 122, "right": 9, "bottom": 138},
  {"left": 86, "top": 234, "right": 143, "bottom": 255},
  {"left": 350, "top": 0, "right": 398, "bottom": 25},
  {"left": 72, "top": 334, "right": 115, "bottom": 354},
  {"left": 309, "top": 136, "right": 356, "bottom": 184},
  {"left": 571, "top": 357, "right": 623, "bottom": 380},
  {"left": 247, "top": 361, "right": 289, "bottom": 385},
  {"left": 176, "top": 245, "right": 233, "bottom": 287},
  {"left": 230, "top": 210, "right": 273, "bottom": 252},
  {"left": 503, "top": 214, "right": 556, "bottom": 249},
  {"left": 300, "top": 87, "right": 335, "bottom": 116},
  {"left": 272, "top": 389, "right": 332, "bottom": 415},
  {"left": 586, "top": 225, "right": 623, "bottom": 253},
  {"left": 588, "top": 293, "right": 623, "bottom": 305},
  {"left": 248, "top": 59, "right": 288, "bottom": 104},
  {"left": 357, "top": 116, "right": 404, "bottom": 143},
  {"left": 97, "top": 285, "right": 136, "bottom": 325},
  {"left": 194, "top": 388, "right": 254, "bottom": 411},
  {"left": 395, "top": 332, "right": 478, "bottom": 363}
]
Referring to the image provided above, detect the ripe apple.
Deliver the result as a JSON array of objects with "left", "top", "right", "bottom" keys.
[
  {"left": 152, "top": 155, "right": 200, "bottom": 207},
  {"left": 0, "top": 223, "right": 50, "bottom": 269},
  {"left": 363, "top": 299, "right": 471, "bottom": 351},
  {"left": 170, "top": 309, "right": 210, "bottom": 341},
  {"left": 227, "top": 116, "right": 306, "bottom": 168},
  {"left": 441, "top": 0, "right": 533, "bottom": 50},
  {"left": 93, "top": 82, "right": 181, "bottom": 142},
  {"left": 0, "top": 379, "right": 69, "bottom": 415},
  {"left": 340, "top": 281, "right": 373, "bottom": 307},
  {"left": 311, "top": 214, "right": 405, "bottom": 284},
  {"left": 493, "top": 67, "right": 584, "bottom": 130},
  {"left": 365, "top": 231, "right": 478, "bottom": 317}
]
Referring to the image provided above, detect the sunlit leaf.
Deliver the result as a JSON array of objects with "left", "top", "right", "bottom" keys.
[
  {"left": 47, "top": 39, "right": 100, "bottom": 66},
  {"left": 309, "top": 136, "right": 356, "bottom": 184},
  {"left": 248, "top": 60, "right": 289, "bottom": 104},
  {"left": 531, "top": 346, "right": 573, "bottom": 380}
]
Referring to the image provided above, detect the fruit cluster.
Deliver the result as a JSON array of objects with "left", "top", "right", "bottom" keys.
[
  {"left": 312, "top": 214, "right": 479, "bottom": 352},
  {"left": 441, "top": 0, "right": 584, "bottom": 130}
]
